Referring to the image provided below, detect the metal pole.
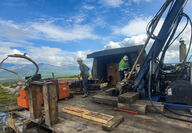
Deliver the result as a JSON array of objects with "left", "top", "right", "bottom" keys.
[{"left": 126, "top": 0, "right": 171, "bottom": 83}]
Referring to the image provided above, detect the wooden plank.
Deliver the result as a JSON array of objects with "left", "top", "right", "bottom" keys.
[
  {"left": 43, "top": 83, "right": 58, "bottom": 127},
  {"left": 102, "top": 115, "right": 124, "bottom": 131},
  {"left": 118, "top": 103, "right": 146, "bottom": 114},
  {"left": 135, "top": 100, "right": 164, "bottom": 112},
  {"left": 92, "top": 93, "right": 118, "bottom": 107},
  {"left": 62, "top": 106, "right": 89, "bottom": 117},
  {"left": 62, "top": 106, "right": 114, "bottom": 124},
  {"left": 28, "top": 84, "right": 42, "bottom": 119},
  {"left": 118, "top": 92, "right": 140, "bottom": 104},
  {"left": 82, "top": 111, "right": 114, "bottom": 124}
]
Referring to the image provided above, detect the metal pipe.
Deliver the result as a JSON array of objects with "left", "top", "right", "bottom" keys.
[
  {"left": 126, "top": 0, "right": 171, "bottom": 83},
  {"left": 179, "top": 39, "right": 186, "bottom": 62}
]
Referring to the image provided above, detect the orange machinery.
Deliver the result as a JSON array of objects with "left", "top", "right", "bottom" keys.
[
  {"left": 17, "top": 88, "right": 44, "bottom": 108},
  {"left": 57, "top": 81, "right": 70, "bottom": 100},
  {"left": 17, "top": 80, "right": 70, "bottom": 109}
]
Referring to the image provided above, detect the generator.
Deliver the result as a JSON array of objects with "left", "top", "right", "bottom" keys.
[{"left": 165, "top": 80, "right": 192, "bottom": 105}]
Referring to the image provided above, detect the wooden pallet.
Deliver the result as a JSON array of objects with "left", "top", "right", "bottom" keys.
[
  {"left": 83, "top": 111, "right": 114, "bottom": 124},
  {"left": 62, "top": 106, "right": 89, "bottom": 117},
  {"left": 62, "top": 106, "right": 114, "bottom": 124}
]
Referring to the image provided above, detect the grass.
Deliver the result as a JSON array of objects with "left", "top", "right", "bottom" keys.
[
  {"left": 2, "top": 82, "right": 16, "bottom": 87},
  {"left": 57, "top": 74, "right": 92, "bottom": 79},
  {"left": 0, "top": 86, "right": 17, "bottom": 112},
  {"left": 56, "top": 75, "right": 79, "bottom": 79}
]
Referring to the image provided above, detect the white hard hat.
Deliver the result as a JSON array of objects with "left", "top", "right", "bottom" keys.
[
  {"left": 123, "top": 55, "right": 128, "bottom": 61},
  {"left": 77, "top": 58, "right": 82, "bottom": 62}
]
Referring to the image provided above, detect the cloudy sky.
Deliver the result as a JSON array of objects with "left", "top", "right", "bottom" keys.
[{"left": 0, "top": 0, "right": 192, "bottom": 67}]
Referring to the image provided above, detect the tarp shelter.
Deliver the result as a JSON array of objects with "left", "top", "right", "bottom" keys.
[{"left": 87, "top": 45, "right": 146, "bottom": 85}]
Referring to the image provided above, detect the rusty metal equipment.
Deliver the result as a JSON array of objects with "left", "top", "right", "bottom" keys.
[
  {"left": 52, "top": 79, "right": 70, "bottom": 100},
  {"left": 0, "top": 54, "right": 71, "bottom": 109},
  {"left": 0, "top": 54, "right": 40, "bottom": 109}
]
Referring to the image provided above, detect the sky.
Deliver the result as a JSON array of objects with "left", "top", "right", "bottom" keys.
[{"left": 0, "top": 0, "right": 192, "bottom": 67}]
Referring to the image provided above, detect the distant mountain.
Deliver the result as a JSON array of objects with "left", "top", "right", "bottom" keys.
[{"left": 0, "top": 63, "right": 80, "bottom": 82}]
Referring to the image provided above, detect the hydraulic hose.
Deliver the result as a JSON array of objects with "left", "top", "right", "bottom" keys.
[
  {"left": 165, "top": 107, "right": 192, "bottom": 118},
  {"left": 126, "top": 0, "right": 173, "bottom": 85}
]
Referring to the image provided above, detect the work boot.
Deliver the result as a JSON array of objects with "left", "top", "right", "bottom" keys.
[{"left": 82, "top": 93, "right": 88, "bottom": 98}]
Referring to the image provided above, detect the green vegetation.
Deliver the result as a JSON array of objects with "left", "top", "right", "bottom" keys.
[
  {"left": 2, "top": 82, "right": 16, "bottom": 87},
  {"left": 57, "top": 74, "right": 93, "bottom": 79},
  {"left": 0, "top": 86, "right": 17, "bottom": 112},
  {"left": 56, "top": 75, "right": 79, "bottom": 79}
]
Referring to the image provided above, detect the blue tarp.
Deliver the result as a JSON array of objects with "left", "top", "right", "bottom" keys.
[{"left": 0, "top": 112, "right": 6, "bottom": 125}]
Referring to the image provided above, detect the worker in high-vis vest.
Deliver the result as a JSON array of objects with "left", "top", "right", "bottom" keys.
[{"left": 119, "top": 55, "right": 131, "bottom": 81}]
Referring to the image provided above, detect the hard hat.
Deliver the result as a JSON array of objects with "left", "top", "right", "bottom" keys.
[
  {"left": 123, "top": 55, "right": 128, "bottom": 61},
  {"left": 77, "top": 58, "right": 82, "bottom": 62}
]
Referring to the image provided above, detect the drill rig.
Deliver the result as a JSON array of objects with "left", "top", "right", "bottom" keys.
[{"left": 118, "top": 0, "right": 192, "bottom": 122}]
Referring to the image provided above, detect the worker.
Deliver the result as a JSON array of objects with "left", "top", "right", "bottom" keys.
[
  {"left": 119, "top": 55, "right": 131, "bottom": 81},
  {"left": 77, "top": 58, "right": 89, "bottom": 98}
]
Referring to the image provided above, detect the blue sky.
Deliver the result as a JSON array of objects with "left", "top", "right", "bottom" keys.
[{"left": 0, "top": 0, "right": 192, "bottom": 67}]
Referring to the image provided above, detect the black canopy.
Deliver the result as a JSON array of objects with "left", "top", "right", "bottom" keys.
[{"left": 87, "top": 45, "right": 144, "bottom": 58}]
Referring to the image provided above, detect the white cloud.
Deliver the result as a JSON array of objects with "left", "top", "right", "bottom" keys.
[
  {"left": 0, "top": 44, "right": 93, "bottom": 67},
  {"left": 0, "top": 18, "right": 95, "bottom": 67},
  {"left": 24, "top": 46, "right": 91, "bottom": 67},
  {"left": 0, "top": 19, "right": 98, "bottom": 42},
  {"left": 0, "top": 41, "right": 24, "bottom": 47},
  {"left": 100, "top": 0, "right": 123, "bottom": 7},
  {"left": 133, "top": 0, "right": 151, "bottom": 3},
  {"left": 0, "top": 46, "right": 23, "bottom": 56},
  {"left": 83, "top": 5, "right": 95, "bottom": 10},
  {"left": 164, "top": 50, "right": 179, "bottom": 63},
  {"left": 31, "top": 23, "right": 98, "bottom": 41},
  {"left": 0, "top": 46, "right": 30, "bottom": 64},
  {"left": 113, "top": 17, "right": 152, "bottom": 36},
  {"left": 104, "top": 41, "right": 121, "bottom": 49},
  {"left": 106, "top": 15, "right": 192, "bottom": 63},
  {"left": 113, "top": 16, "right": 165, "bottom": 37},
  {"left": 0, "top": 20, "right": 36, "bottom": 41},
  {"left": 104, "top": 33, "right": 182, "bottom": 63},
  {"left": 104, "top": 34, "right": 147, "bottom": 49},
  {"left": 163, "top": 24, "right": 192, "bottom": 63}
]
